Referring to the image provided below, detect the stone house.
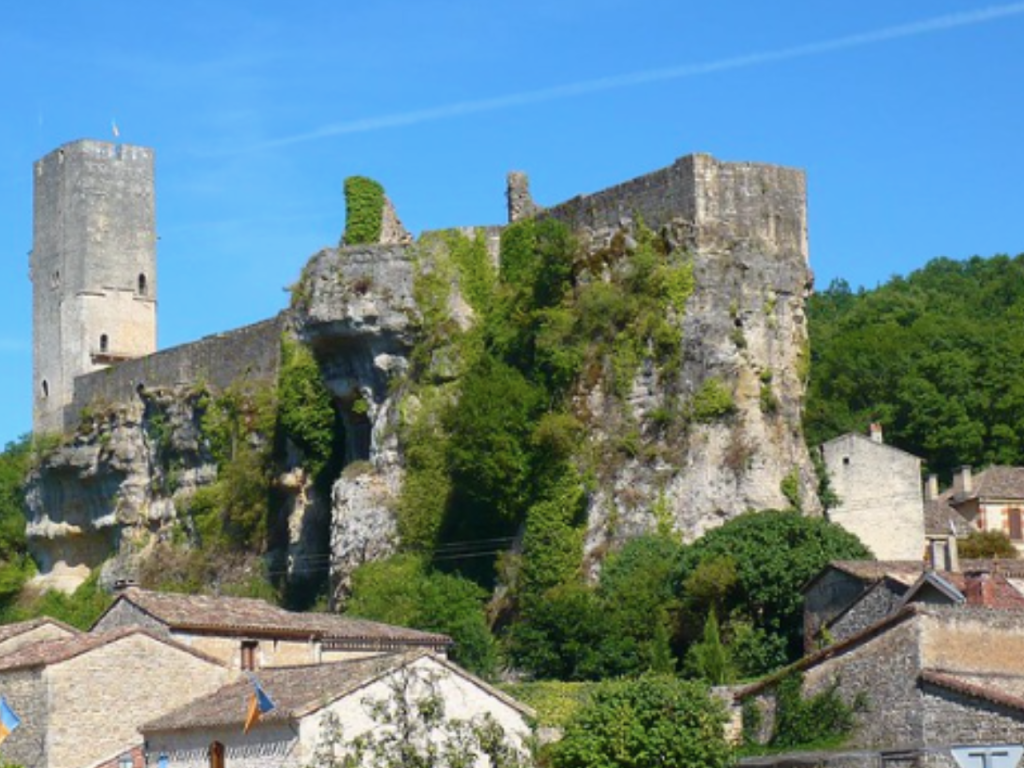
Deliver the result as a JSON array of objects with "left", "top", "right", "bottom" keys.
[
  {"left": 820, "top": 425, "right": 926, "bottom": 561},
  {"left": 803, "top": 559, "right": 1024, "bottom": 652},
  {"left": 0, "top": 627, "right": 228, "bottom": 768},
  {"left": 739, "top": 604, "right": 1024, "bottom": 768},
  {"left": 0, "top": 617, "right": 78, "bottom": 657},
  {"left": 931, "top": 466, "right": 1024, "bottom": 552},
  {"left": 141, "top": 651, "right": 535, "bottom": 768},
  {"left": 91, "top": 587, "right": 452, "bottom": 671}
]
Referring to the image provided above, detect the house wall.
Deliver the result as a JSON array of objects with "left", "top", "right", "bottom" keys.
[
  {"left": 920, "top": 609, "right": 1024, "bottom": 675},
  {"left": 821, "top": 434, "right": 925, "bottom": 560},
  {"left": 46, "top": 634, "right": 228, "bottom": 768},
  {"left": 172, "top": 633, "right": 319, "bottom": 670},
  {"left": 92, "top": 599, "right": 170, "bottom": 634},
  {"left": 803, "top": 570, "right": 871, "bottom": 651},
  {"left": 919, "top": 685, "right": 1024, "bottom": 768},
  {"left": 144, "top": 725, "right": 299, "bottom": 768},
  {"left": 976, "top": 500, "right": 1024, "bottom": 552},
  {"left": 0, "top": 624, "right": 77, "bottom": 658},
  {"left": 828, "top": 581, "right": 907, "bottom": 647},
  {"left": 0, "top": 668, "right": 49, "bottom": 768},
  {"left": 297, "top": 656, "right": 533, "bottom": 767}
]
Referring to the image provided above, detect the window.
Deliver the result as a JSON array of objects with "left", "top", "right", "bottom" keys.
[
  {"left": 209, "top": 741, "right": 225, "bottom": 768},
  {"left": 100, "top": 334, "right": 109, "bottom": 353},
  {"left": 41, "top": 380, "right": 49, "bottom": 399},
  {"left": 138, "top": 273, "right": 148, "bottom": 296},
  {"left": 241, "top": 640, "right": 258, "bottom": 671},
  {"left": 1009, "top": 508, "right": 1023, "bottom": 541}
]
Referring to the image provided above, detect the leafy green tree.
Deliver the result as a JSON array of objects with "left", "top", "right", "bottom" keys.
[
  {"left": 807, "top": 254, "right": 1024, "bottom": 478},
  {"left": 547, "top": 676, "right": 731, "bottom": 768},
  {"left": 677, "top": 510, "right": 871, "bottom": 666},
  {"left": 346, "top": 554, "right": 497, "bottom": 677},
  {"left": 684, "top": 611, "right": 734, "bottom": 685},
  {"left": 0, "top": 438, "right": 33, "bottom": 606}
]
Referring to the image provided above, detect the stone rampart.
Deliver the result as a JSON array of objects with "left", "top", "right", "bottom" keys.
[
  {"left": 544, "top": 153, "right": 807, "bottom": 262},
  {"left": 66, "top": 314, "right": 287, "bottom": 429}
]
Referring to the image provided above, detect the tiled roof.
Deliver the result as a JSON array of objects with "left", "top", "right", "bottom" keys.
[
  {"left": 142, "top": 652, "right": 533, "bottom": 733},
  {"left": 0, "top": 616, "right": 79, "bottom": 644},
  {"left": 105, "top": 588, "right": 452, "bottom": 647},
  {"left": 924, "top": 497, "right": 972, "bottom": 536},
  {"left": 955, "top": 466, "right": 1024, "bottom": 502},
  {"left": 827, "top": 560, "right": 927, "bottom": 582},
  {"left": 0, "top": 627, "right": 221, "bottom": 672},
  {"left": 920, "top": 669, "right": 1024, "bottom": 714}
]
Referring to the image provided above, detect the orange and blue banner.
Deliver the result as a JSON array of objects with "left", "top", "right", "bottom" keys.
[
  {"left": 0, "top": 697, "right": 21, "bottom": 745},
  {"left": 243, "top": 678, "right": 275, "bottom": 734}
]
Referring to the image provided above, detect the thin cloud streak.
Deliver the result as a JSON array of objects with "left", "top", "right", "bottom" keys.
[{"left": 246, "top": 2, "right": 1024, "bottom": 151}]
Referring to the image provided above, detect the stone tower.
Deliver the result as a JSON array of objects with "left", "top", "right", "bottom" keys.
[{"left": 31, "top": 140, "right": 157, "bottom": 434}]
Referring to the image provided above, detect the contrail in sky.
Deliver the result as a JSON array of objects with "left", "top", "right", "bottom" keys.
[{"left": 254, "top": 3, "right": 1024, "bottom": 150}]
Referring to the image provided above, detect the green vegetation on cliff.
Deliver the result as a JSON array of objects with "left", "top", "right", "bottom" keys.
[
  {"left": 341, "top": 176, "right": 385, "bottom": 246},
  {"left": 807, "top": 254, "right": 1024, "bottom": 477}
]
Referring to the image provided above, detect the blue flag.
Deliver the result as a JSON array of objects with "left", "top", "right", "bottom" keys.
[
  {"left": 0, "top": 697, "right": 20, "bottom": 745},
  {"left": 243, "top": 678, "right": 275, "bottom": 734}
]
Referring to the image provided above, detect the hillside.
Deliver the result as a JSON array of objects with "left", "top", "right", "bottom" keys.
[{"left": 806, "top": 253, "right": 1024, "bottom": 479}]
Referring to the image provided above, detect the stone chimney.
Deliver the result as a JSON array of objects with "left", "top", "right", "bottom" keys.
[
  {"left": 924, "top": 474, "right": 939, "bottom": 501},
  {"left": 869, "top": 422, "right": 884, "bottom": 444},
  {"left": 953, "top": 466, "right": 973, "bottom": 496},
  {"left": 964, "top": 570, "right": 995, "bottom": 607}
]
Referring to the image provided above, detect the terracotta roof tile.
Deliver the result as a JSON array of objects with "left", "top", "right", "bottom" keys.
[
  {"left": 0, "top": 627, "right": 222, "bottom": 672},
  {"left": 109, "top": 588, "right": 452, "bottom": 647},
  {"left": 143, "top": 652, "right": 532, "bottom": 734},
  {"left": 143, "top": 652, "right": 428, "bottom": 732},
  {"left": 920, "top": 669, "right": 1024, "bottom": 713},
  {"left": 0, "top": 617, "right": 79, "bottom": 645},
  {"left": 957, "top": 466, "right": 1024, "bottom": 502}
]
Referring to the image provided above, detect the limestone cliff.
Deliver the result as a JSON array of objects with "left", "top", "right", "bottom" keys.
[{"left": 24, "top": 152, "right": 821, "bottom": 597}]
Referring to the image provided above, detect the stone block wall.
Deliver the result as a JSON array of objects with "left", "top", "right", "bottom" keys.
[
  {"left": 145, "top": 724, "right": 299, "bottom": 768},
  {"left": 544, "top": 153, "right": 807, "bottom": 263},
  {"left": 822, "top": 435, "right": 926, "bottom": 560},
  {"left": 67, "top": 314, "right": 286, "bottom": 431},
  {"left": 92, "top": 600, "right": 170, "bottom": 635},
  {"left": 0, "top": 668, "right": 49, "bottom": 768},
  {"left": 920, "top": 607, "right": 1024, "bottom": 675},
  {"left": 47, "top": 633, "right": 228, "bottom": 768},
  {"left": 920, "top": 685, "right": 1024, "bottom": 750},
  {"left": 32, "top": 140, "right": 157, "bottom": 434},
  {"left": 829, "top": 582, "right": 907, "bottom": 647}
]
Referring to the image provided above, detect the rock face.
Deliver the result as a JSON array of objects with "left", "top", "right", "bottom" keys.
[
  {"left": 25, "top": 389, "right": 216, "bottom": 591},
  {"left": 24, "top": 153, "right": 822, "bottom": 596},
  {"left": 293, "top": 244, "right": 419, "bottom": 597}
]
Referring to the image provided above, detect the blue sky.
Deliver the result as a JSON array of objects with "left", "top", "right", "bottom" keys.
[{"left": 2, "top": 1, "right": 1023, "bottom": 446}]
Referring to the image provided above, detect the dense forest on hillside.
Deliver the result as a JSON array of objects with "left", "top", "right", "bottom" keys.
[{"left": 806, "top": 254, "right": 1024, "bottom": 479}]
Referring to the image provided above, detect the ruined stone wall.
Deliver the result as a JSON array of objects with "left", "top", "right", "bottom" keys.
[
  {"left": 545, "top": 153, "right": 807, "bottom": 263},
  {"left": 67, "top": 314, "right": 286, "bottom": 430}
]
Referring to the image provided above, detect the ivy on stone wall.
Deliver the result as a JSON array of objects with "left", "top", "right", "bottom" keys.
[{"left": 341, "top": 176, "right": 385, "bottom": 246}]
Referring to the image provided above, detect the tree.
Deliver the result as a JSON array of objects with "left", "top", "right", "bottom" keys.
[
  {"left": 677, "top": 509, "right": 871, "bottom": 667},
  {"left": 346, "top": 555, "right": 497, "bottom": 677},
  {"left": 547, "top": 676, "right": 731, "bottom": 768},
  {"left": 306, "top": 664, "right": 530, "bottom": 768}
]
